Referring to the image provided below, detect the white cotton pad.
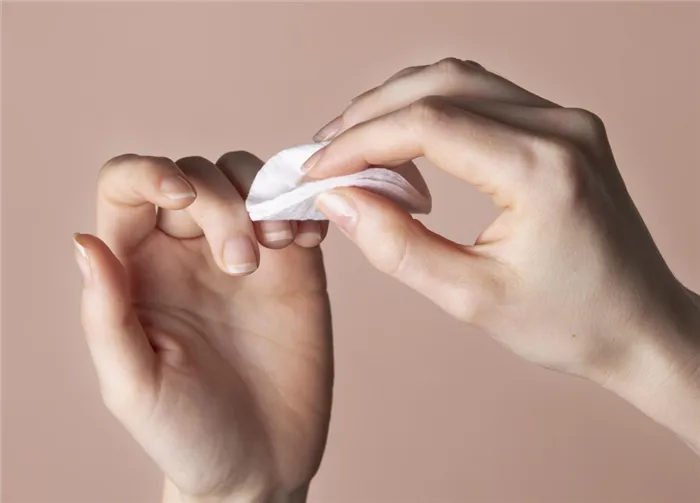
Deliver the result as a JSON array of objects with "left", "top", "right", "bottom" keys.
[{"left": 245, "top": 142, "right": 432, "bottom": 221}]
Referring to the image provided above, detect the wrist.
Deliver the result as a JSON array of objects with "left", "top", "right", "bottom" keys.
[
  {"left": 163, "top": 479, "right": 309, "bottom": 503},
  {"left": 598, "top": 284, "right": 700, "bottom": 451}
]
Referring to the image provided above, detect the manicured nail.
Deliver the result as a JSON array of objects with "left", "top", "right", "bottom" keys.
[
  {"left": 302, "top": 147, "right": 326, "bottom": 174},
  {"left": 294, "top": 221, "right": 323, "bottom": 247},
  {"left": 315, "top": 192, "right": 357, "bottom": 232},
  {"left": 264, "top": 229, "right": 294, "bottom": 243},
  {"left": 258, "top": 221, "right": 294, "bottom": 245},
  {"left": 222, "top": 236, "right": 258, "bottom": 275},
  {"left": 312, "top": 115, "right": 342, "bottom": 142},
  {"left": 73, "top": 233, "right": 91, "bottom": 283},
  {"left": 295, "top": 231, "right": 322, "bottom": 247},
  {"left": 160, "top": 175, "right": 196, "bottom": 200}
]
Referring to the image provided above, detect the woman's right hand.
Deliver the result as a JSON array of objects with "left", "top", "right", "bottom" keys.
[{"left": 306, "top": 58, "right": 700, "bottom": 451}]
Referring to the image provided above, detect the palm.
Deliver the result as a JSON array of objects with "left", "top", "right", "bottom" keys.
[
  {"left": 126, "top": 230, "right": 332, "bottom": 498},
  {"left": 80, "top": 152, "right": 334, "bottom": 500}
]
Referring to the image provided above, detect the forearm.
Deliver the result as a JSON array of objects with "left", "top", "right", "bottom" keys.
[{"left": 600, "top": 286, "right": 700, "bottom": 453}]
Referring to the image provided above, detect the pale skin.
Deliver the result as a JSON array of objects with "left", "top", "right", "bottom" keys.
[
  {"left": 75, "top": 153, "right": 332, "bottom": 503},
  {"left": 74, "top": 58, "right": 700, "bottom": 503}
]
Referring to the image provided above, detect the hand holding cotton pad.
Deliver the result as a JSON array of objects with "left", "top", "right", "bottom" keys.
[{"left": 245, "top": 143, "right": 432, "bottom": 221}]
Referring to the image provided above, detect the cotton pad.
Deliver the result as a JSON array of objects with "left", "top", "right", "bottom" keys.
[{"left": 245, "top": 143, "right": 432, "bottom": 221}]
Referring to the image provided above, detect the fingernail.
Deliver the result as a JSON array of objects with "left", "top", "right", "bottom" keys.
[
  {"left": 73, "top": 233, "right": 91, "bottom": 284},
  {"left": 351, "top": 88, "right": 374, "bottom": 103},
  {"left": 302, "top": 147, "right": 326, "bottom": 174},
  {"left": 160, "top": 175, "right": 196, "bottom": 200},
  {"left": 295, "top": 221, "right": 323, "bottom": 247},
  {"left": 312, "top": 115, "right": 342, "bottom": 142},
  {"left": 223, "top": 236, "right": 258, "bottom": 275},
  {"left": 258, "top": 221, "right": 294, "bottom": 245},
  {"left": 315, "top": 192, "right": 357, "bottom": 232},
  {"left": 295, "top": 231, "right": 322, "bottom": 247},
  {"left": 264, "top": 229, "right": 294, "bottom": 244}
]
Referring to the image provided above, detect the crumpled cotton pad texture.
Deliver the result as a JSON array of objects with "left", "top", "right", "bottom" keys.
[{"left": 245, "top": 143, "right": 432, "bottom": 221}]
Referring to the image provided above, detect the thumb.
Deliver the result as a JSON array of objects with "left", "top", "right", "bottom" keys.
[
  {"left": 73, "top": 233, "right": 156, "bottom": 413},
  {"left": 316, "top": 188, "right": 496, "bottom": 321}
]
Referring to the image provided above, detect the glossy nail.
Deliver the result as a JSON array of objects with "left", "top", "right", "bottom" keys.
[
  {"left": 73, "top": 233, "right": 91, "bottom": 284},
  {"left": 312, "top": 115, "right": 342, "bottom": 142},
  {"left": 223, "top": 236, "right": 258, "bottom": 275},
  {"left": 160, "top": 175, "right": 196, "bottom": 200}
]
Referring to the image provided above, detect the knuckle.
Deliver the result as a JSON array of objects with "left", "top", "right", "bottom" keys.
[
  {"left": 568, "top": 107, "right": 606, "bottom": 134},
  {"left": 434, "top": 57, "right": 466, "bottom": 75},
  {"left": 432, "top": 57, "right": 482, "bottom": 82},
  {"left": 101, "top": 153, "right": 140, "bottom": 171},
  {"left": 97, "top": 155, "right": 176, "bottom": 202},
  {"left": 447, "top": 272, "right": 503, "bottom": 324},
  {"left": 446, "top": 286, "right": 483, "bottom": 322},
  {"left": 532, "top": 135, "right": 587, "bottom": 202},
  {"left": 98, "top": 154, "right": 173, "bottom": 183},
  {"left": 562, "top": 107, "right": 607, "bottom": 144},
  {"left": 409, "top": 96, "right": 455, "bottom": 133},
  {"left": 97, "top": 153, "right": 139, "bottom": 183},
  {"left": 176, "top": 155, "right": 212, "bottom": 169},
  {"left": 216, "top": 150, "right": 260, "bottom": 167},
  {"left": 175, "top": 156, "right": 218, "bottom": 180}
]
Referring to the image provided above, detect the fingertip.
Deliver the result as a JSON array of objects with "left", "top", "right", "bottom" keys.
[
  {"left": 301, "top": 146, "right": 327, "bottom": 178},
  {"left": 312, "top": 115, "right": 343, "bottom": 143},
  {"left": 73, "top": 231, "right": 101, "bottom": 250},
  {"left": 223, "top": 263, "right": 258, "bottom": 276},
  {"left": 157, "top": 173, "right": 197, "bottom": 208},
  {"left": 99, "top": 154, "right": 197, "bottom": 212},
  {"left": 73, "top": 233, "right": 92, "bottom": 284},
  {"left": 74, "top": 236, "right": 157, "bottom": 405},
  {"left": 319, "top": 220, "right": 330, "bottom": 241},
  {"left": 73, "top": 232, "right": 91, "bottom": 254},
  {"left": 72, "top": 232, "right": 116, "bottom": 260},
  {"left": 294, "top": 221, "right": 324, "bottom": 248},
  {"left": 221, "top": 235, "right": 259, "bottom": 276},
  {"left": 73, "top": 232, "right": 112, "bottom": 267},
  {"left": 72, "top": 233, "right": 126, "bottom": 289},
  {"left": 255, "top": 220, "right": 295, "bottom": 249}
]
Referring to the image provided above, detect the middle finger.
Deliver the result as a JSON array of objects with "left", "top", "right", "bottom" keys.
[{"left": 158, "top": 156, "right": 260, "bottom": 276}]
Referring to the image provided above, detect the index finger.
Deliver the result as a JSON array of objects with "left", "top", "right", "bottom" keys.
[
  {"left": 314, "top": 58, "right": 557, "bottom": 143},
  {"left": 96, "top": 154, "right": 196, "bottom": 256},
  {"left": 306, "top": 97, "right": 536, "bottom": 206}
]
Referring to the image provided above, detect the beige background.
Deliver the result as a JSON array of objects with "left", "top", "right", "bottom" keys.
[{"left": 2, "top": 2, "right": 699, "bottom": 502}]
